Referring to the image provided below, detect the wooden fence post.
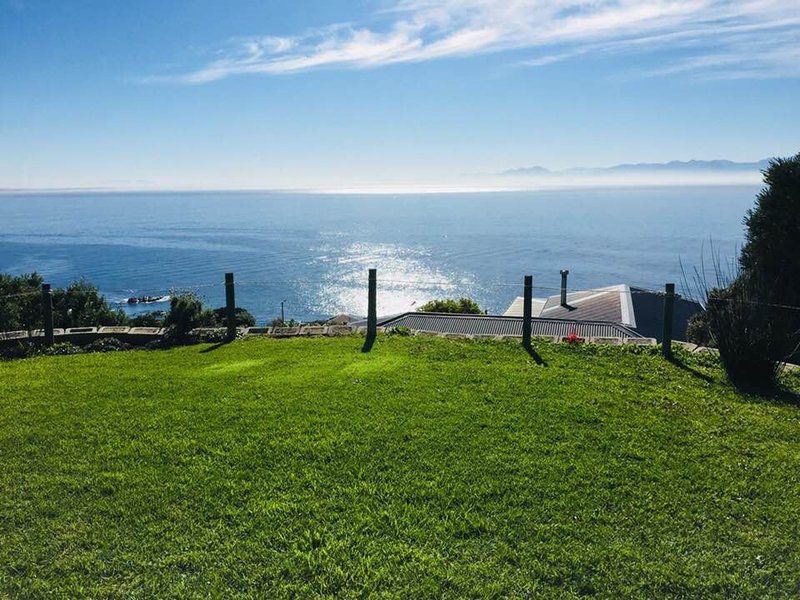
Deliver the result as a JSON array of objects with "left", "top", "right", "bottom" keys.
[
  {"left": 366, "top": 269, "right": 377, "bottom": 346},
  {"left": 662, "top": 282, "right": 675, "bottom": 359},
  {"left": 41, "top": 283, "right": 54, "bottom": 347},
  {"left": 522, "top": 275, "right": 533, "bottom": 349},
  {"left": 225, "top": 272, "right": 236, "bottom": 341}
]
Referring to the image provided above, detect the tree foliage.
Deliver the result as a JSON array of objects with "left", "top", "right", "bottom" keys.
[
  {"left": 212, "top": 307, "right": 256, "bottom": 327},
  {"left": 702, "top": 153, "right": 800, "bottom": 389},
  {"left": 0, "top": 272, "right": 43, "bottom": 332},
  {"left": 52, "top": 279, "right": 127, "bottom": 329},
  {"left": 1, "top": 274, "right": 259, "bottom": 342},
  {"left": 418, "top": 297, "right": 484, "bottom": 314},
  {"left": 165, "top": 294, "right": 213, "bottom": 340},
  {"left": 0, "top": 273, "right": 124, "bottom": 332},
  {"left": 740, "top": 153, "right": 800, "bottom": 305}
]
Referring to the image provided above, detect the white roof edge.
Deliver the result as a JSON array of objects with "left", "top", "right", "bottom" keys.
[
  {"left": 620, "top": 284, "right": 636, "bottom": 328},
  {"left": 503, "top": 296, "right": 547, "bottom": 317}
]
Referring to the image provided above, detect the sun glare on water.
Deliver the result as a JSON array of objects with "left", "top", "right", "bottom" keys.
[{"left": 309, "top": 242, "right": 473, "bottom": 317}]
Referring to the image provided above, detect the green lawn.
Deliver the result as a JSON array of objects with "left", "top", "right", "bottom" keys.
[{"left": 1, "top": 336, "right": 799, "bottom": 598}]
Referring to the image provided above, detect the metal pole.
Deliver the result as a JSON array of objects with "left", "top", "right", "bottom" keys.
[
  {"left": 225, "top": 272, "right": 236, "bottom": 341},
  {"left": 41, "top": 283, "right": 54, "bottom": 347},
  {"left": 522, "top": 275, "right": 533, "bottom": 349},
  {"left": 281, "top": 300, "right": 285, "bottom": 324},
  {"left": 662, "top": 282, "right": 675, "bottom": 359}
]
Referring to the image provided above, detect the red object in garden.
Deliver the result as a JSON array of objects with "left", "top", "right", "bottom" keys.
[{"left": 565, "top": 330, "right": 585, "bottom": 344}]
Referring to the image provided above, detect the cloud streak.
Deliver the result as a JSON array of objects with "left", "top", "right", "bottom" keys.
[{"left": 157, "top": 0, "right": 800, "bottom": 83}]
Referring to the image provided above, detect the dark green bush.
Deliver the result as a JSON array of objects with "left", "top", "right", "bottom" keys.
[
  {"left": 741, "top": 153, "right": 800, "bottom": 306},
  {"left": 271, "top": 318, "right": 299, "bottom": 328},
  {"left": 190, "top": 329, "right": 228, "bottom": 344},
  {"left": 0, "top": 272, "right": 44, "bottom": 332},
  {"left": 1, "top": 274, "right": 128, "bottom": 332},
  {"left": 165, "top": 294, "right": 207, "bottom": 341},
  {"left": 129, "top": 312, "right": 166, "bottom": 328},
  {"left": 704, "top": 279, "right": 782, "bottom": 390},
  {"left": 83, "top": 337, "right": 132, "bottom": 353},
  {"left": 40, "top": 342, "right": 84, "bottom": 357},
  {"left": 418, "top": 297, "right": 483, "bottom": 314},
  {"left": 52, "top": 280, "right": 127, "bottom": 329},
  {"left": 687, "top": 153, "right": 800, "bottom": 390},
  {"left": 686, "top": 310, "right": 712, "bottom": 347},
  {"left": 738, "top": 153, "right": 800, "bottom": 362},
  {"left": 0, "top": 340, "right": 38, "bottom": 361},
  {"left": 387, "top": 325, "right": 413, "bottom": 336},
  {"left": 1, "top": 274, "right": 264, "bottom": 340},
  {"left": 212, "top": 307, "right": 256, "bottom": 327}
]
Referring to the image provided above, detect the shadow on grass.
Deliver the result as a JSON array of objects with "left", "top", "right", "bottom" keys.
[
  {"left": 361, "top": 334, "right": 376, "bottom": 353},
  {"left": 761, "top": 387, "right": 800, "bottom": 405},
  {"left": 523, "top": 342, "right": 547, "bottom": 366},
  {"left": 669, "top": 355, "right": 800, "bottom": 406},
  {"left": 667, "top": 356, "right": 715, "bottom": 384},
  {"left": 199, "top": 339, "right": 234, "bottom": 353},
  {"left": 735, "top": 380, "right": 800, "bottom": 406}
]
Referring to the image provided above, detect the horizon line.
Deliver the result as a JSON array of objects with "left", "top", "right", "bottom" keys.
[{"left": 0, "top": 178, "right": 764, "bottom": 196}]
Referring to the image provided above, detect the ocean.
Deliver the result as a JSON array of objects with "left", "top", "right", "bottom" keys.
[{"left": 0, "top": 186, "right": 757, "bottom": 323}]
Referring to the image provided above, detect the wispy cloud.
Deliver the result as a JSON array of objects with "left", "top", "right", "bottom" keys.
[{"left": 154, "top": 0, "right": 800, "bottom": 83}]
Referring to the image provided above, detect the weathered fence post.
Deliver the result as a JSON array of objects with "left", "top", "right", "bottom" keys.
[
  {"left": 41, "top": 283, "right": 54, "bottom": 347},
  {"left": 662, "top": 282, "right": 675, "bottom": 359},
  {"left": 522, "top": 275, "right": 533, "bottom": 350},
  {"left": 363, "top": 268, "right": 377, "bottom": 352},
  {"left": 225, "top": 272, "right": 236, "bottom": 341}
]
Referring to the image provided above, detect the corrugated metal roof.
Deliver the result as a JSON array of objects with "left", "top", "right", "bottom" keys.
[{"left": 377, "top": 312, "right": 642, "bottom": 339}]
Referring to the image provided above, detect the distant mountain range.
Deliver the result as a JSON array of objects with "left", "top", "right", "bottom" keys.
[{"left": 498, "top": 159, "right": 772, "bottom": 177}]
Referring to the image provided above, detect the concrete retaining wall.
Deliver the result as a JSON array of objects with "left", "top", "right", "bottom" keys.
[
  {"left": 0, "top": 326, "right": 166, "bottom": 348},
  {"left": 0, "top": 324, "right": 720, "bottom": 355}
]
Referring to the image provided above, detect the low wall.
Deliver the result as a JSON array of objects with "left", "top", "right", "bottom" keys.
[
  {"left": 0, "top": 326, "right": 166, "bottom": 349},
  {"left": 0, "top": 324, "right": 721, "bottom": 355}
]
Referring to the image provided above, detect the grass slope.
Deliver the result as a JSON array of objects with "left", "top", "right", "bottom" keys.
[{"left": 1, "top": 337, "right": 799, "bottom": 598}]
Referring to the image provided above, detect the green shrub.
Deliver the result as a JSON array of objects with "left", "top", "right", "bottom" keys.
[
  {"left": 165, "top": 294, "right": 206, "bottom": 341},
  {"left": 738, "top": 153, "right": 800, "bottom": 361},
  {"left": 685, "top": 153, "right": 800, "bottom": 389},
  {"left": 83, "top": 337, "right": 132, "bottom": 353},
  {"left": 212, "top": 307, "right": 256, "bottom": 327},
  {"left": 685, "top": 310, "right": 712, "bottom": 347},
  {"left": 740, "top": 153, "right": 800, "bottom": 307},
  {"left": 705, "top": 278, "right": 781, "bottom": 390},
  {"left": 190, "top": 329, "right": 229, "bottom": 344},
  {"left": 0, "top": 272, "right": 44, "bottom": 332},
  {"left": 387, "top": 325, "right": 413, "bottom": 336},
  {"left": 52, "top": 279, "right": 127, "bottom": 329},
  {"left": 1, "top": 274, "right": 129, "bottom": 333},
  {"left": 0, "top": 340, "right": 38, "bottom": 361},
  {"left": 271, "top": 318, "right": 299, "bottom": 328},
  {"left": 129, "top": 312, "right": 166, "bottom": 328},
  {"left": 40, "top": 342, "right": 84, "bottom": 357},
  {"left": 418, "top": 297, "right": 483, "bottom": 314}
]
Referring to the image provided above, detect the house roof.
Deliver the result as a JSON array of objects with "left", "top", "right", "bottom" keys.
[
  {"left": 369, "top": 312, "right": 642, "bottom": 339},
  {"left": 504, "top": 284, "right": 635, "bottom": 325},
  {"left": 502, "top": 284, "right": 703, "bottom": 341},
  {"left": 628, "top": 287, "right": 703, "bottom": 341},
  {"left": 502, "top": 297, "right": 547, "bottom": 318}
]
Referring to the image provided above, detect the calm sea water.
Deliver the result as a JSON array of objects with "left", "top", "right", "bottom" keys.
[{"left": 0, "top": 186, "right": 757, "bottom": 323}]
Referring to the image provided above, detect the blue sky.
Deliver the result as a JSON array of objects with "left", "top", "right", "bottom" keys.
[{"left": 1, "top": 0, "right": 799, "bottom": 191}]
